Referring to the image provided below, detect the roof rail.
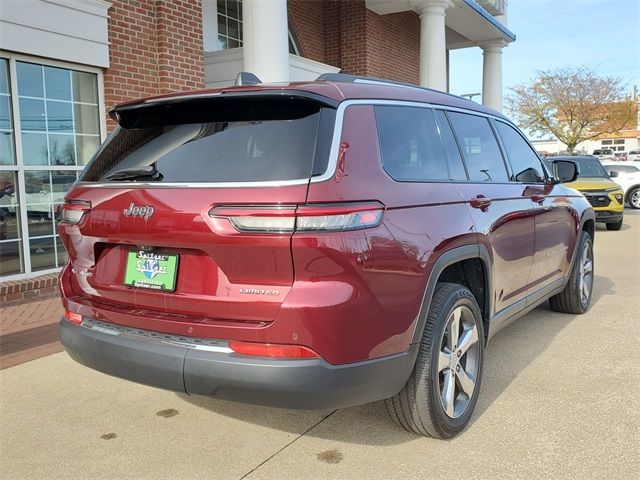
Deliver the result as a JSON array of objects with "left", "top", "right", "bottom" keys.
[{"left": 315, "top": 73, "right": 470, "bottom": 103}]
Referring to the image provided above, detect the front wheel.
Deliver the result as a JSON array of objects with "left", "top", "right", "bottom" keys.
[
  {"left": 627, "top": 187, "right": 640, "bottom": 209},
  {"left": 549, "top": 231, "right": 594, "bottom": 314},
  {"left": 386, "top": 283, "right": 484, "bottom": 438}
]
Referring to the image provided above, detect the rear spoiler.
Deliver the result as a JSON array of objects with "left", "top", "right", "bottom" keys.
[{"left": 109, "top": 90, "right": 340, "bottom": 128}]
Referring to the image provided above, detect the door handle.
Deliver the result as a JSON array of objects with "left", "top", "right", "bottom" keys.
[{"left": 470, "top": 195, "right": 492, "bottom": 211}]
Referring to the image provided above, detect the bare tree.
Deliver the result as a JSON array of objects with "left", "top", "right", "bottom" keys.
[{"left": 507, "top": 67, "right": 636, "bottom": 154}]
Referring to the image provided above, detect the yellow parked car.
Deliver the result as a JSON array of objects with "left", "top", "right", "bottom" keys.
[{"left": 546, "top": 156, "right": 624, "bottom": 231}]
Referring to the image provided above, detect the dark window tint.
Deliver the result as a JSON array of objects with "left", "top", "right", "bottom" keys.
[
  {"left": 82, "top": 99, "right": 332, "bottom": 183},
  {"left": 375, "top": 106, "right": 449, "bottom": 182},
  {"left": 435, "top": 110, "right": 467, "bottom": 181},
  {"left": 447, "top": 112, "right": 508, "bottom": 182},
  {"left": 494, "top": 121, "right": 545, "bottom": 183}
]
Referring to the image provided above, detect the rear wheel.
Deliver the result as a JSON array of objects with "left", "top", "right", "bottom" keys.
[
  {"left": 627, "top": 187, "right": 640, "bottom": 209},
  {"left": 549, "top": 231, "right": 594, "bottom": 314},
  {"left": 606, "top": 219, "right": 623, "bottom": 231},
  {"left": 386, "top": 283, "right": 484, "bottom": 438}
]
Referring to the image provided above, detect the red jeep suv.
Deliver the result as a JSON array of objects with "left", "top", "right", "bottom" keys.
[{"left": 58, "top": 74, "right": 595, "bottom": 438}]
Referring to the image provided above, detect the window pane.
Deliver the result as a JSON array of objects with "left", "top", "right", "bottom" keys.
[
  {"left": 448, "top": 112, "right": 508, "bottom": 182},
  {"left": 0, "top": 171, "right": 21, "bottom": 241},
  {"left": 17, "top": 62, "right": 44, "bottom": 98},
  {"left": 435, "top": 110, "right": 467, "bottom": 181},
  {"left": 73, "top": 104, "right": 99, "bottom": 134},
  {"left": 44, "top": 66, "right": 71, "bottom": 101},
  {"left": 217, "top": 14, "right": 227, "bottom": 36},
  {"left": 494, "top": 121, "right": 545, "bottom": 183},
  {"left": 72, "top": 71, "right": 98, "bottom": 104},
  {"left": 47, "top": 101, "right": 74, "bottom": 133},
  {"left": 19, "top": 98, "right": 46, "bottom": 131},
  {"left": 22, "top": 132, "right": 48, "bottom": 165},
  {"left": 25, "top": 170, "right": 51, "bottom": 197},
  {"left": 217, "top": 35, "right": 228, "bottom": 50},
  {"left": 0, "top": 131, "right": 15, "bottom": 166},
  {"left": 48, "top": 134, "right": 75, "bottom": 165},
  {"left": 217, "top": 0, "right": 226, "bottom": 15},
  {"left": 0, "top": 241, "right": 23, "bottom": 276},
  {"left": 228, "top": 19, "right": 240, "bottom": 39},
  {"left": 51, "top": 171, "right": 77, "bottom": 204},
  {"left": 30, "top": 236, "right": 56, "bottom": 271},
  {"left": 76, "top": 135, "right": 99, "bottom": 165},
  {"left": 228, "top": 39, "right": 240, "bottom": 48},
  {"left": 56, "top": 236, "right": 67, "bottom": 267},
  {"left": 0, "top": 95, "right": 11, "bottom": 129},
  {"left": 27, "top": 204, "right": 54, "bottom": 237},
  {"left": 376, "top": 106, "right": 449, "bottom": 182},
  {"left": 227, "top": 0, "right": 239, "bottom": 18},
  {"left": 0, "top": 58, "right": 9, "bottom": 95}
]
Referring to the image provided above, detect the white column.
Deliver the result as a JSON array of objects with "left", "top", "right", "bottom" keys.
[
  {"left": 481, "top": 40, "right": 507, "bottom": 112},
  {"left": 413, "top": 0, "right": 453, "bottom": 91},
  {"left": 242, "top": 0, "right": 290, "bottom": 83}
]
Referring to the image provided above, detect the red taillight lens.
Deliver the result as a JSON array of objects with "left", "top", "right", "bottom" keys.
[
  {"left": 58, "top": 200, "right": 91, "bottom": 225},
  {"left": 228, "top": 341, "right": 320, "bottom": 359},
  {"left": 209, "top": 202, "right": 384, "bottom": 234},
  {"left": 64, "top": 310, "right": 83, "bottom": 325}
]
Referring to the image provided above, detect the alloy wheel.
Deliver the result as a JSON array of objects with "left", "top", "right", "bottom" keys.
[
  {"left": 578, "top": 241, "right": 594, "bottom": 305},
  {"left": 630, "top": 190, "right": 640, "bottom": 209},
  {"left": 437, "top": 305, "right": 480, "bottom": 419}
]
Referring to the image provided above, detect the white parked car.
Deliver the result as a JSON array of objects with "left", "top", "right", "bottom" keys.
[
  {"left": 627, "top": 150, "right": 640, "bottom": 162},
  {"left": 602, "top": 161, "right": 640, "bottom": 209}
]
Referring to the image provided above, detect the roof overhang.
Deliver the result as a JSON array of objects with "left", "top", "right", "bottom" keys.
[{"left": 366, "top": 0, "right": 515, "bottom": 50}]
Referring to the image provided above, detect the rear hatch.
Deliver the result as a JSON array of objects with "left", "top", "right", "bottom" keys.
[{"left": 59, "top": 93, "right": 337, "bottom": 325}]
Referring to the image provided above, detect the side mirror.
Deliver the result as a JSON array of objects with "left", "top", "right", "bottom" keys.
[
  {"left": 552, "top": 160, "right": 579, "bottom": 183},
  {"left": 609, "top": 170, "right": 619, "bottom": 178}
]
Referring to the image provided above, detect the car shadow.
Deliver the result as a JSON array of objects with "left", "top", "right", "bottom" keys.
[{"left": 178, "top": 275, "right": 615, "bottom": 445}]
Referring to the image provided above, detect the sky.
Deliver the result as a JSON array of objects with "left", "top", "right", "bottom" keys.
[{"left": 449, "top": 0, "right": 640, "bottom": 104}]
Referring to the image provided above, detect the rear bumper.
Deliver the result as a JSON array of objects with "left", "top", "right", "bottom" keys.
[{"left": 60, "top": 317, "right": 418, "bottom": 410}]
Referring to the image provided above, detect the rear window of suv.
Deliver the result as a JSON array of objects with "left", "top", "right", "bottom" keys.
[{"left": 80, "top": 96, "right": 336, "bottom": 183}]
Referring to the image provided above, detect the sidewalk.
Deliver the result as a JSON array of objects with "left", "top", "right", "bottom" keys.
[{"left": 0, "top": 296, "right": 63, "bottom": 369}]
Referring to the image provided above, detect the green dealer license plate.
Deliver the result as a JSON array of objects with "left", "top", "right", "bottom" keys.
[{"left": 123, "top": 251, "right": 179, "bottom": 292}]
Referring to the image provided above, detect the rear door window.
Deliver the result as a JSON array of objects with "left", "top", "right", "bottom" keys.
[
  {"left": 434, "top": 110, "right": 468, "bottom": 181},
  {"left": 447, "top": 112, "right": 509, "bottom": 182},
  {"left": 80, "top": 98, "right": 334, "bottom": 183},
  {"left": 374, "top": 106, "right": 449, "bottom": 182},
  {"left": 494, "top": 121, "right": 546, "bottom": 183}
]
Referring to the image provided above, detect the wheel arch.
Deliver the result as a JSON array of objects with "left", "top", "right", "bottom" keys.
[
  {"left": 624, "top": 184, "right": 640, "bottom": 203},
  {"left": 410, "top": 244, "right": 492, "bottom": 346}
]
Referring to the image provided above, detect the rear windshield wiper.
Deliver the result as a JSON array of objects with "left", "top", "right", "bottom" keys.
[{"left": 105, "top": 166, "right": 163, "bottom": 182}]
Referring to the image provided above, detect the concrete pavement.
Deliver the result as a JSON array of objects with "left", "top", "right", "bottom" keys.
[{"left": 1, "top": 214, "right": 639, "bottom": 480}]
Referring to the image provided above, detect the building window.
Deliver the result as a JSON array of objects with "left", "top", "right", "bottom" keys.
[
  {"left": 216, "top": 0, "right": 243, "bottom": 50},
  {"left": 614, "top": 139, "right": 625, "bottom": 145},
  {"left": 601, "top": 140, "right": 613, "bottom": 145},
  {"left": 0, "top": 55, "right": 103, "bottom": 279},
  {"left": 203, "top": 0, "right": 301, "bottom": 54}
]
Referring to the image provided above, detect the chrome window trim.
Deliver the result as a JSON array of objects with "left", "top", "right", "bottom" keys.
[
  {"left": 73, "top": 98, "right": 517, "bottom": 190},
  {"left": 80, "top": 318, "right": 234, "bottom": 353}
]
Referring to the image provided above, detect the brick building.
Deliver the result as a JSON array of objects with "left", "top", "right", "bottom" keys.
[{"left": 0, "top": 0, "right": 514, "bottom": 285}]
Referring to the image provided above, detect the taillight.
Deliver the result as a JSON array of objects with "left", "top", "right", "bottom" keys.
[
  {"left": 209, "top": 202, "right": 384, "bottom": 234},
  {"left": 58, "top": 200, "right": 91, "bottom": 225},
  {"left": 228, "top": 341, "right": 320, "bottom": 359},
  {"left": 64, "top": 310, "right": 83, "bottom": 325}
]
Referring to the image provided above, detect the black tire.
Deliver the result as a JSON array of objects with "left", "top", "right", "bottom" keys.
[
  {"left": 386, "top": 283, "right": 484, "bottom": 438},
  {"left": 606, "top": 219, "right": 623, "bottom": 231},
  {"left": 627, "top": 187, "right": 640, "bottom": 210},
  {"left": 549, "top": 230, "right": 594, "bottom": 314}
]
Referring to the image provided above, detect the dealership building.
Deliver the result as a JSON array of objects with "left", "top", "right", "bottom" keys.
[{"left": 0, "top": 0, "right": 514, "bottom": 290}]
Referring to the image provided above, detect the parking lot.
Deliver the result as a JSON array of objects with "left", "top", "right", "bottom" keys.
[{"left": 1, "top": 211, "right": 639, "bottom": 480}]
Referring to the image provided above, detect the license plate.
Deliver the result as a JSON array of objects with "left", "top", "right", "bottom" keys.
[{"left": 123, "top": 250, "right": 179, "bottom": 292}]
